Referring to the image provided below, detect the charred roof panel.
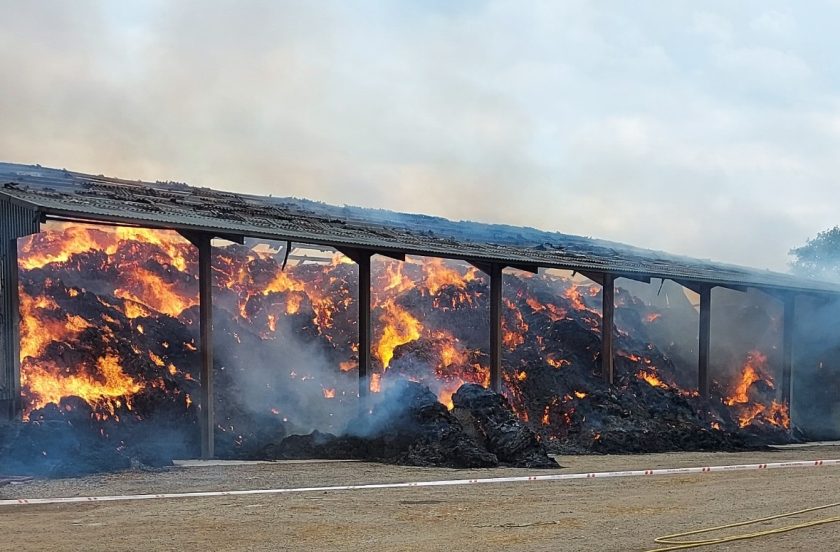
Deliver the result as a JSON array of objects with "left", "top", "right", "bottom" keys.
[{"left": 0, "top": 161, "right": 837, "bottom": 295}]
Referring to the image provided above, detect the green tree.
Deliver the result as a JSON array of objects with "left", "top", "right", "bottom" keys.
[{"left": 790, "top": 226, "right": 840, "bottom": 282}]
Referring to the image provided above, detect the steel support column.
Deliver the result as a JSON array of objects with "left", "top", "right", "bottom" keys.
[
  {"left": 196, "top": 235, "right": 215, "bottom": 459},
  {"left": 470, "top": 261, "right": 536, "bottom": 393},
  {"left": 782, "top": 294, "right": 795, "bottom": 407},
  {"left": 0, "top": 238, "right": 21, "bottom": 420},
  {"left": 179, "top": 230, "right": 237, "bottom": 459},
  {"left": 334, "top": 247, "right": 380, "bottom": 405},
  {"left": 698, "top": 286, "right": 712, "bottom": 399},
  {"left": 489, "top": 263, "right": 503, "bottom": 393},
  {"left": 357, "top": 252, "right": 373, "bottom": 401},
  {"left": 0, "top": 200, "right": 40, "bottom": 420},
  {"left": 600, "top": 274, "right": 615, "bottom": 384}
]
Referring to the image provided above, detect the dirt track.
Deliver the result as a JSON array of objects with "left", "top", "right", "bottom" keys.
[{"left": 3, "top": 446, "right": 840, "bottom": 551}]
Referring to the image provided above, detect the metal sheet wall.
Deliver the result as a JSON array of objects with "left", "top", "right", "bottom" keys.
[{"left": 0, "top": 199, "right": 40, "bottom": 418}]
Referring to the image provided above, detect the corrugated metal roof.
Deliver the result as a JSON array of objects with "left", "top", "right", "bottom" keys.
[{"left": 1, "top": 161, "right": 837, "bottom": 295}]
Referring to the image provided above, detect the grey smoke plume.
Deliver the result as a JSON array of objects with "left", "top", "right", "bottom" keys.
[
  {"left": 3, "top": 2, "right": 840, "bottom": 270},
  {"left": 213, "top": 314, "right": 359, "bottom": 436}
]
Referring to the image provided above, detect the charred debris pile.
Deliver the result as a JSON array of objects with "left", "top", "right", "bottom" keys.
[
  {"left": 262, "top": 382, "right": 558, "bottom": 469},
  {"left": 0, "top": 225, "right": 801, "bottom": 476}
]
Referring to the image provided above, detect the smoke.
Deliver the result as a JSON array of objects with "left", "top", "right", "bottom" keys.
[
  {"left": 616, "top": 278, "right": 802, "bottom": 419},
  {"left": 617, "top": 277, "right": 840, "bottom": 439},
  {"left": 616, "top": 277, "right": 701, "bottom": 386},
  {"left": 788, "top": 295, "right": 840, "bottom": 437},
  {"left": 7, "top": 223, "right": 824, "bottom": 478},
  {"left": 212, "top": 311, "right": 358, "bottom": 437},
  {"left": 342, "top": 378, "right": 431, "bottom": 440},
  {"left": 4, "top": 2, "right": 840, "bottom": 270}
]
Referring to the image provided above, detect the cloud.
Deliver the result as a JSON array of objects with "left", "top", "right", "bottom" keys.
[{"left": 1, "top": 0, "right": 839, "bottom": 271}]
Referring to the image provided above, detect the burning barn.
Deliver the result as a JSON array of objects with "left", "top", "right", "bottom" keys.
[{"left": 1, "top": 161, "right": 840, "bottom": 475}]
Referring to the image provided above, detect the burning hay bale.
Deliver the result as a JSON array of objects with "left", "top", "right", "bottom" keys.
[
  {"left": 0, "top": 223, "right": 804, "bottom": 477},
  {"left": 564, "top": 383, "right": 751, "bottom": 454},
  {"left": 259, "top": 380, "right": 557, "bottom": 469}
]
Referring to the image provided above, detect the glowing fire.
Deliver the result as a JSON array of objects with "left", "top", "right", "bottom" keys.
[
  {"left": 375, "top": 299, "right": 422, "bottom": 369},
  {"left": 114, "top": 267, "right": 199, "bottom": 318},
  {"left": 285, "top": 295, "right": 303, "bottom": 315},
  {"left": 724, "top": 352, "right": 768, "bottom": 406},
  {"left": 502, "top": 298, "right": 527, "bottom": 349},
  {"left": 19, "top": 225, "right": 189, "bottom": 272},
  {"left": 19, "top": 292, "right": 89, "bottom": 361},
  {"left": 438, "top": 387, "right": 457, "bottom": 410},
  {"left": 563, "top": 286, "right": 589, "bottom": 311},
  {"left": 723, "top": 351, "right": 790, "bottom": 429},
  {"left": 636, "top": 369, "right": 669, "bottom": 389},
  {"left": 382, "top": 262, "right": 415, "bottom": 294},
  {"left": 339, "top": 361, "right": 357, "bottom": 372},
  {"left": 370, "top": 373, "right": 382, "bottom": 393},
  {"left": 23, "top": 355, "right": 143, "bottom": 418},
  {"left": 525, "top": 297, "right": 567, "bottom": 321},
  {"left": 546, "top": 356, "right": 571, "bottom": 369},
  {"left": 424, "top": 258, "right": 471, "bottom": 295},
  {"left": 14, "top": 222, "right": 794, "bottom": 439}
]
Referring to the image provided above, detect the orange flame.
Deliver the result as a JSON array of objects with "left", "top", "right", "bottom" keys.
[
  {"left": 375, "top": 299, "right": 422, "bottom": 369},
  {"left": 563, "top": 286, "right": 588, "bottom": 311},
  {"left": 114, "top": 267, "right": 198, "bottom": 317},
  {"left": 637, "top": 369, "right": 669, "bottom": 389},
  {"left": 502, "top": 298, "right": 527, "bottom": 350},
  {"left": 370, "top": 373, "right": 382, "bottom": 393},
  {"left": 22, "top": 355, "right": 143, "bottom": 418},
  {"left": 546, "top": 355, "right": 571, "bottom": 369},
  {"left": 424, "top": 258, "right": 469, "bottom": 295},
  {"left": 723, "top": 351, "right": 789, "bottom": 428},
  {"left": 382, "top": 262, "right": 415, "bottom": 295},
  {"left": 19, "top": 291, "right": 90, "bottom": 362},
  {"left": 724, "top": 352, "right": 769, "bottom": 407},
  {"left": 339, "top": 361, "right": 357, "bottom": 372}
]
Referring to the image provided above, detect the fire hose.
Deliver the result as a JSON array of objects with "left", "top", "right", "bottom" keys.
[
  {"left": 1, "top": 459, "right": 839, "bottom": 507},
  {"left": 646, "top": 501, "right": 840, "bottom": 551}
]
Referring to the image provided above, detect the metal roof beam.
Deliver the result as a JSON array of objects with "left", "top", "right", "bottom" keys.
[
  {"left": 505, "top": 263, "right": 540, "bottom": 274},
  {"left": 673, "top": 279, "right": 748, "bottom": 294},
  {"left": 578, "top": 271, "right": 605, "bottom": 286},
  {"left": 335, "top": 246, "right": 405, "bottom": 264},
  {"left": 178, "top": 230, "right": 244, "bottom": 248},
  {"left": 616, "top": 273, "right": 652, "bottom": 284},
  {"left": 4, "top": 163, "right": 840, "bottom": 297}
]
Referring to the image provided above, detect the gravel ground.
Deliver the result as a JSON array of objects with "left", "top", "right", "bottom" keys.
[{"left": 3, "top": 446, "right": 840, "bottom": 551}]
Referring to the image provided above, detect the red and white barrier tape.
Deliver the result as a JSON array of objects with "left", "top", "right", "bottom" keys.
[{"left": 1, "top": 458, "right": 837, "bottom": 507}]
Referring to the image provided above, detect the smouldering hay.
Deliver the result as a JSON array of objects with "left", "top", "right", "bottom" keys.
[{"left": 2, "top": 226, "right": 798, "bottom": 475}]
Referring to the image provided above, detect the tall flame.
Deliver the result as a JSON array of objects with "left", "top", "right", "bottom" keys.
[
  {"left": 375, "top": 299, "right": 423, "bottom": 369},
  {"left": 23, "top": 355, "right": 143, "bottom": 417},
  {"left": 724, "top": 351, "right": 790, "bottom": 428}
]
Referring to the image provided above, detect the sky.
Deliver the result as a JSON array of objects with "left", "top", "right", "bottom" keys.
[{"left": 2, "top": 1, "right": 840, "bottom": 271}]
